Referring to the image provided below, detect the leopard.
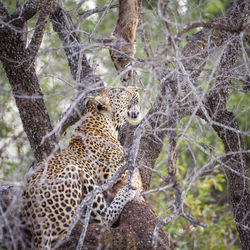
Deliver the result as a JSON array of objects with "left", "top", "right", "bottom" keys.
[{"left": 22, "top": 87, "right": 141, "bottom": 249}]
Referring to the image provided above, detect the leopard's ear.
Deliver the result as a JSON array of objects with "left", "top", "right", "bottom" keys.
[
  {"left": 85, "top": 95, "right": 110, "bottom": 112},
  {"left": 95, "top": 95, "right": 110, "bottom": 112}
]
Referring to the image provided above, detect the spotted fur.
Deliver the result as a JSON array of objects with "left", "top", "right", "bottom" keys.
[{"left": 22, "top": 87, "right": 140, "bottom": 249}]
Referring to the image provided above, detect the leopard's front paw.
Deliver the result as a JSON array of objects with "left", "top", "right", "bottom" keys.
[{"left": 118, "top": 186, "right": 137, "bottom": 202}]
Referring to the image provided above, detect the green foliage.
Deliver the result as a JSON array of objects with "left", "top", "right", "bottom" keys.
[
  {"left": 182, "top": 0, "right": 229, "bottom": 21},
  {"left": 0, "top": 0, "right": 248, "bottom": 248},
  {"left": 150, "top": 126, "right": 241, "bottom": 248},
  {"left": 150, "top": 89, "right": 244, "bottom": 248},
  {"left": 150, "top": 168, "right": 240, "bottom": 248}
]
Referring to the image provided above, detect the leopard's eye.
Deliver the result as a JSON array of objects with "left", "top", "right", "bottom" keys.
[{"left": 97, "top": 104, "right": 105, "bottom": 111}]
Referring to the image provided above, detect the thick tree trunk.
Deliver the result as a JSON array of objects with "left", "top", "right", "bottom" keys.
[
  {"left": 0, "top": 2, "right": 57, "bottom": 163},
  {"left": 212, "top": 112, "right": 249, "bottom": 249}
]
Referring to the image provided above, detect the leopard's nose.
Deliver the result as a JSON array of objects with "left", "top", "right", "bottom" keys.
[{"left": 128, "top": 110, "right": 140, "bottom": 119}]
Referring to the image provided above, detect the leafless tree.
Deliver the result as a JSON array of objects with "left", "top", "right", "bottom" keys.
[{"left": 0, "top": 0, "right": 249, "bottom": 249}]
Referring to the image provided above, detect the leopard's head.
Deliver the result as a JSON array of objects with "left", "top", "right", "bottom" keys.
[{"left": 87, "top": 87, "right": 140, "bottom": 130}]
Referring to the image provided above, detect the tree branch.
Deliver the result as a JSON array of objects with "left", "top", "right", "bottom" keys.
[
  {"left": 0, "top": 0, "right": 57, "bottom": 163},
  {"left": 1, "top": 0, "right": 249, "bottom": 248},
  {"left": 89, "top": 0, "right": 114, "bottom": 40},
  {"left": 193, "top": 2, "right": 250, "bottom": 248},
  {"left": 10, "top": 0, "right": 52, "bottom": 26},
  {"left": 27, "top": 1, "right": 54, "bottom": 60},
  {"left": 120, "top": 3, "right": 249, "bottom": 245},
  {"left": 50, "top": 4, "right": 102, "bottom": 87},
  {"left": 75, "top": 3, "right": 118, "bottom": 31},
  {"left": 48, "top": 2, "right": 172, "bottom": 248},
  {"left": 177, "top": 21, "right": 243, "bottom": 39},
  {"left": 50, "top": 4, "right": 104, "bottom": 137}
]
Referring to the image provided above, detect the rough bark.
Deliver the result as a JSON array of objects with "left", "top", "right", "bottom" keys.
[
  {"left": 0, "top": 0, "right": 57, "bottom": 163},
  {"left": 121, "top": 0, "right": 250, "bottom": 248},
  {"left": 0, "top": 1, "right": 170, "bottom": 249},
  {"left": 50, "top": 4, "right": 104, "bottom": 137},
  {"left": 49, "top": 4, "right": 171, "bottom": 249},
  {"left": 0, "top": 0, "right": 249, "bottom": 249},
  {"left": 58, "top": 200, "right": 171, "bottom": 250},
  {"left": 109, "top": 0, "right": 139, "bottom": 82},
  {"left": 197, "top": 5, "right": 250, "bottom": 244},
  {"left": 200, "top": 1, "right": 249, "bottom": 247},
  {"left": 209, "top": 112, "right": 249, "bottom": 249}
]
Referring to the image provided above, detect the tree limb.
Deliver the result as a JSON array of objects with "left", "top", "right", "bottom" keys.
[
  {"left": 196, "top": 4, "right": 250, "bottom": 246},
  {"left": 120, "top": 2, "right": 249, "bottom": 245},
  {"left": 50, "top": 4, "right": 104, "bottom": 137},
  {"left": 10, "top": 0, "right": 52, "bottom": 26},
  {"left": 75, "top": 3, "right": 118, "bottom": 30},
  {"left": 1, "top": 0, "right": 249, "bottom": 249},
  {"left": 0, "top": 0, "right": 57, "bottom": 163},
  {"left": 176, "top": 20, "right": 244, "bottom": 39},
  {"left": 27, "top": 0, "right": 54, "bottom": 60}
]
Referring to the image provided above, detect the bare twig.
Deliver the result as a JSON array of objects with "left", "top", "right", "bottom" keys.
[
  {"left": 89, "top": 0, "right": 114, "bottom": 40},
  {"left": 70, "top": 0, "right": 87, "bottom": 16},
  {"left": 76, "top": 3, "right": 118, "bottom": 30},
  {"left": 180, "top": 211, "right": 207, "bottom": 228},
  {"left": 50, "top": 4, "right": 103, "bottom": 87}
]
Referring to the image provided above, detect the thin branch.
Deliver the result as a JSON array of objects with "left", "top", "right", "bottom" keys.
[
  {"left": 89, "top": 0, "right": 114, "bottom": 40},
  {"left": 152, "top": 205, "right": 176, "bottom": 248},
  {"left": 176, "top": 21, "right": 243, "bottom": 39},
  {"left": 50, "top": 4, "right": 104, "bottom": 138},
  {"left": 194, "top": 1, "right": 250, "bottom": 246},
  {"left": 70, "top": 0, "right": 87, "bottom": 16},
  {"left": 205, "top": 34, "right": 240, "bottom": 113},
  {"left": 50, "top": 4, "right": 103, "bottom": 86},
  {"left": 75, "top": 197, "right": 94, "bottom": 250},
  {"left": 126, "top": 125, "right": 144, "bottom": 189},
  {"left": 165, "top": 66, "right": 207, "bottom": 231},
  {"left": 75, "top": 3, "right": 118, "bottom": 30},
  {"left": 180, "top": 211, "right": 207, "bottom": 228}
]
